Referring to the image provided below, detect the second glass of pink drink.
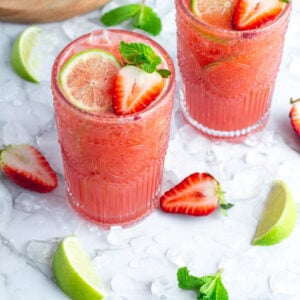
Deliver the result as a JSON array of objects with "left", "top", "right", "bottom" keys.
[
  {"left": 52, "top": 30, "right": 175, "bottom": 227},
  {"left": 176, "top": 0, "right": 291, "bottom": 139}
]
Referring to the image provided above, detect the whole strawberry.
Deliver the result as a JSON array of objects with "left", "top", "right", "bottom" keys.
[
  {"left": 160, "top": 172, "right": 233, "bottom": 217},
  {"left": 289, "top": 98, "right": 300, "bottom": 137},
  {"left": 0, "top": 144, "right": 58, "bottom": 193}
]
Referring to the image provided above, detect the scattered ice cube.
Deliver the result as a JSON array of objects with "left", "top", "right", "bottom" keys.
[
  {"left": 288, "top": 55, "right": 300, "bottom": 78},
  {"left": 111, "top": 273, "right": 145, "bottom": 294},
  {"left": 62, "top": 17, "right": 101, "bottom": 41},
  {"left": 230, "top": 166, "right": 268, "bottom": 200},
  {"left": 0, "top": 80, "right": 27, "bottom": 103},
  {"left": 151, "top": 276, "right": 195, "bottom": 300},
  {"left": 269, "top": 269, "right": 300, "bottom": 296},
  {"left": 0, "top": 183, "right": 12, "bottom": 227},
  {"left": 245, "top": 151, "right": 268, "bottom": 165},
  {"left": 2, "top": 121, "right": 34, "bottom": 145},
  {"left": 106, "top": 226, "right": 128, "bottom": 247},
  {"left": 25, "top": 238, "right": 61, "bottom": 265},
  {"left": 14, "top": 192, "right": 44, "bottom": 213},
  {"left": 25, "top": 81, "right": 53, "bottom": 107},
  {"left": 36, "top": 131, "right": 64, "bottom": 175},
  {"left": 28, "top": 28, "right": 61, "bottom": 82},
  {"left": 166, "top": 244, "right": 196, "bottom": 267},
  {"left": 93, "top": 251, "right": 112, "bottom": 267}
]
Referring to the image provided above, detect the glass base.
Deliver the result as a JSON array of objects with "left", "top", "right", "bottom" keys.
[
  {"left": 180, "top": 94, "right": 270, "bottom": 141},
  {"left": 66, "top": 185, "right": 160, "bottom": 229}
]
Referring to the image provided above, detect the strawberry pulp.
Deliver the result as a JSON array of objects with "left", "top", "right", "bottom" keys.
[
  {"left": 52, "top": 30, "right": 175, "bottom": 227},
  {"left": 176, "top": 0, "right": 291, "bottom": 139}
]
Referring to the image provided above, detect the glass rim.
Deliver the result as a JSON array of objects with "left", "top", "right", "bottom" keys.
[
  {"left": 51, "top": 29, "right": 175, "bottom": 122},
  {"left": 177, "top": 0, "right": 292, "bottom": 38}
]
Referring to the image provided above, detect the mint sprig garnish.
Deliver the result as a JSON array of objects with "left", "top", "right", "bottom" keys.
[
  {"left": 177, "top": 267, "right": 229, "bottom": 300},
  {"left": 119, "top": 41, "right": 171, "bottom": 78},
  {"left": 100, "top": 2, "right": 162, "bottom": 36}
]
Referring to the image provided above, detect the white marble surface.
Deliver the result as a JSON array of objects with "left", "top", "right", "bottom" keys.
[{"left": 1, "top": 0, "right": 300, "bottom": 299}]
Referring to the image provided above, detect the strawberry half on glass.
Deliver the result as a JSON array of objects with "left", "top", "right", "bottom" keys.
[
  {"left": 232, "top": 0, "right": 289, "bottom": 31},
  {"left": 289, "top": 98, "right": 300, "bottom": 137},
  {"left": 160, "top": 172, "right": 233, "bottom": 217},
  {"left": 0, "top": 144, "right": 58, "bottom": 193},
  {"left": 112, "top": 65, "right": 164, "bottom": 115},
  {"left": 112, "top": 41, "right": 171, "bottom": 116}
]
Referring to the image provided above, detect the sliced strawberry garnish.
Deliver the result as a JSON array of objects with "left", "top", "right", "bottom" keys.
[
  {"left": 289, "top": 98, "right": 300, "bottom": 137},
  {"left": 0, "top": 144, "right": 58, "bottom": 193},
  {"left": 160, "top": 172, "right": 233, "bottom": 216},
  {"left": 112, "top": 65, "right": 164, "bottom": 115},
  {"left": 232, "top": 0, "right": 288, "bottom": 31}
]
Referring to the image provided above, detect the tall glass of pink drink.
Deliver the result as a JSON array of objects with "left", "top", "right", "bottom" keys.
[
  {"left": 176, "top": 0, "right": 291, "bottom": 139},
  {"left": 51, "top": 30, "right": 175, "bottom": 227}
]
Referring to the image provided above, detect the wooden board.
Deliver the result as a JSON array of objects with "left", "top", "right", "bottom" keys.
[{"left": 0, "top": 0, "right": 111, "bottom": 23}]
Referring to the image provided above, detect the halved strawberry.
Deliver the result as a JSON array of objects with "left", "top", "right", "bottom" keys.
[
  {"left": 232, "top": 0, "right": 288, "bottom": 31},
  {"left": 160, "top": 172, "right": 233, "bottom": 216},
  {"left": 0, "top": 144, "right": 58, "bottom": 193},
  {"left": 112, "top": 65, "right": 164, "bottom": 115},
  {"left": 289, "top": 98, "right": 300, "bottom": 137}
]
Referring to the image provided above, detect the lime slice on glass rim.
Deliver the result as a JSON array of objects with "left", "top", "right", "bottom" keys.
[
  {"left": 252, "top": 180, "right": 297, "bottom": 246},
  {"left": 58, "top": 48, "right": 121, "bottom": 113},
  {"left": 11, "top": 26, "right": 42, "bottom": 83},
  {"left": 52, "top": 236, "right": 105, "bottom": 300}
]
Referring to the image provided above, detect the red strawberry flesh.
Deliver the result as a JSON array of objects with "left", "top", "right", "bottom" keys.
[
  {"left": 160, "top": 172, "right": 221, "bottom": 216},
  {"left": 112, "top": 65, "right": 164, "bottom": 115},
  {"left": 290, "top": 99, "right": 300, "bottom": 136},
  {"left": 0, "top": 144, "right": 58, "bottom": 193},
  {"left": 232, "top": 0, "right": 287, "bottom": 31}
]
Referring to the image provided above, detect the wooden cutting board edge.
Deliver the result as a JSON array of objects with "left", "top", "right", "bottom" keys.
[{"left": 0, "top": 0, "right": 111, "bottom": 23}]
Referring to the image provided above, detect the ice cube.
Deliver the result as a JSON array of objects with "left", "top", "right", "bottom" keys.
[
  {"left": 2, "top": 121, "right": 34, "bottom": 145},
  {"left": 0, "top": 183, "right": 13, "bottom": 227},
  {"left": 269, "top": 269, "right": 300, "bottom": 296},
  {"left": 25, "top": 238, "right": 61, "bottom": 265}
]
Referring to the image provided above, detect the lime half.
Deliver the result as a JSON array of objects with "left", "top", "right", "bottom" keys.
[
  {"left": 252, "top": 180, "right": 297, "bottom": 246},
  {"left": 58, "top": 48, "right": 121, "bottom": 113},
  {"left": 52, "top": 236, "right": 105, "bottom": 300},
  {"left": 11, "top": 26, "right": 41, "bottom": 83}
]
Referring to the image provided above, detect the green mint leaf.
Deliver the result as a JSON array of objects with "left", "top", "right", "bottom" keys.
[
  {"left": 177, "top": 267, "right": 210, "bottom": 290},
  {"left": 119, "top": 41, "right": 163, "bottom": 74},
  {"left": 178, "top": 267, "right": 229, "bottom": 300},
  {"left": 212, "top": 277, "right": 229, "bottom": 300},
  {"left": 132, "top": 5, "right": 162, "bottom": 36},
  {"left": 100, "top": 4, "right": 140, "bottom": 26},
  {"left": 157, "top": 69, "right": 171, "bottom": 78},
  {"left": 198, "top": 276, "right": 217, "bottom": 299},
  {"left": 100, "top": 3, "right": 162, "bottom": 36}
]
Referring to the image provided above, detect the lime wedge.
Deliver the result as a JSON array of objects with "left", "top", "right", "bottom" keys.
[
  {"left": 252, "top": 180, "right": 297, "bottom": 246},
  {"left": 58, "top": 48, "right": 121, "bottom": 113},
  {"left": 52, "top": 236, "right": 105, "bottom": 300},
  {"left": 11, "top": 26, "right": 42, "bottom": 83}
]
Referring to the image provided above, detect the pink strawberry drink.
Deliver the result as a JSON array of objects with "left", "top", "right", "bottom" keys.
[
  {"left": 52, "top": 30, "right": 175, "bottom": 227},
  {"left": 176, "top": 0, "right": 291, "bottom": 139}
]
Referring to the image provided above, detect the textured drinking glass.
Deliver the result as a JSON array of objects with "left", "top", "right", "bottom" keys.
[
  {"left": 176, "top": 0, "right": 291, "bottom": 139},
  {"left": 51, "top": 29, "right": 175, "bottom": 227}
]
